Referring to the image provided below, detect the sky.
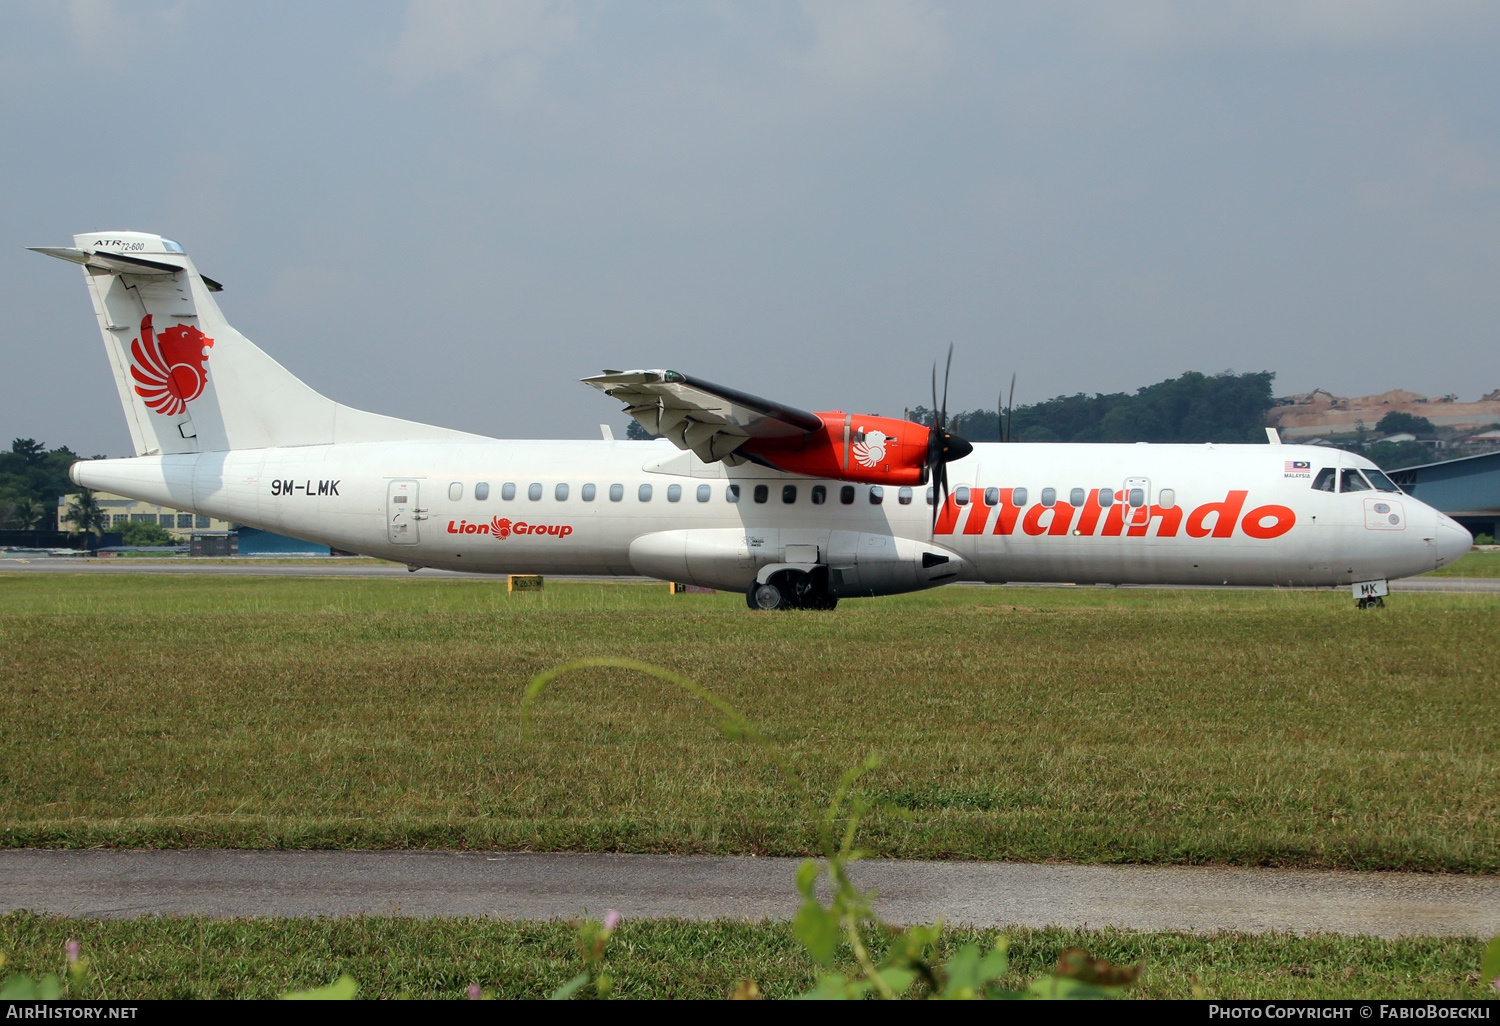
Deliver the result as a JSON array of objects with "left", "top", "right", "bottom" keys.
[{"left": 4, "top": 0, "right": 1500, "bottom": 456}]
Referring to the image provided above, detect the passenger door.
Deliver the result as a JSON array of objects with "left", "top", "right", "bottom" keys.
[{"left": 387, "top": 480, "right": 421, "bottom": 545}]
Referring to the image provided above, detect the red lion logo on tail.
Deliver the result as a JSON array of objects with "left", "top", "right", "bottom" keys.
[{"left": 130, "top": 314, "right": 215, "bottom": 417}]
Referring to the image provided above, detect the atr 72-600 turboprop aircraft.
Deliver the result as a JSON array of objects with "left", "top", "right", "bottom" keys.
[{"left": 33, "top": 231, "right": 1471, "bottom": 609}]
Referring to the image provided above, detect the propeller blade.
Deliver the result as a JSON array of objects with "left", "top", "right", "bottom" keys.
[
  {"left": 922, "top": 344, "right": 971, "bottom": 538},
  {"left": 1006, "top": 372, "right": 1016, "bottom": 442},
  {"left": 940, "top": 344, "right": 953, "bottom": 429},
  {"left": 931, "top": 362, "right": 939, "bottom": 429}
]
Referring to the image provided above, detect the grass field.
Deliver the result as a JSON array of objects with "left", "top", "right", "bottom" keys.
[
  {"left": 0, "top": 912, "right": 1491, "bottom": 1000},
  {"left": 1425, "top": 551, "right": 1500, "bottom": 577},
  {"left": 1, "top": 574, "right": 1496, "bottom": 870}
]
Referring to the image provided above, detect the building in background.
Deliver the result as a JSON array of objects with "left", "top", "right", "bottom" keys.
[
  {"left": 56, "top": 492, "right": 334, "bottom": 554},
  {"left": 57, "top": 491, "right": 232, "bottom": 537},
  {"left": 1389, "top": 451, "right": 1500, "bottom": 541},
  {"left": 236, "top": 527, "right": 331, "bottom": 555}
]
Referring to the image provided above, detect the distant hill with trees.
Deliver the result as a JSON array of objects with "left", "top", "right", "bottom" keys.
[{"left": 911, "top": 370, "right": 1276, "bottom": 445}]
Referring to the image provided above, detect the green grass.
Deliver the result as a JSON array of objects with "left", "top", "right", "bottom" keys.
[
  {"left": 1425, "top": 551, "right": 1500, "bottom": 577},
  {"left": 0, "top": 912, "right": 1490, "bottom": 1000},
  {"left": 1, "top": 575, "right": 1496, "bottom": 870}
]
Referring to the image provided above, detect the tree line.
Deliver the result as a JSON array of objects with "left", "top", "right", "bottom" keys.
[
  {"left": 910, "top": 370, "right": 1277, "bottom": 445},
  {"left": 0, "top": 439, "right": 90, "bottom": 531}
]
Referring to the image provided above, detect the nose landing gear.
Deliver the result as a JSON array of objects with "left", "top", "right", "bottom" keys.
[{"left": 1356, "top": 596, "right": 1385, "bottom": 609}]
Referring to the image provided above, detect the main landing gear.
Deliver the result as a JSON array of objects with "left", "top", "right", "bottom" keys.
[
  {"left": 1356, "top": 596, "right": 1385, "bottom": 610},
  {"left": 745, "top": 569, "right": 838, "bottom": 611}
]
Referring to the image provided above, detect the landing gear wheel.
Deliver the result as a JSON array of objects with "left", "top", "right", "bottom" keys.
[
  {"left": 747, "top": 580, "right": 790, "bottom": 610},
  {"left": 1356, "top": 596, "right": 1385, "bottom": 610}
]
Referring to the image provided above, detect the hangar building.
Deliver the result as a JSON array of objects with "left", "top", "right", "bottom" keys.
[{"left": 1389, "top": 451, "right": 1500, "bottom": 540}]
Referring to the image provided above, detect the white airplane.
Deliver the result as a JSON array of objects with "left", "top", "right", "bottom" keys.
[{"left": 33, "top": 231, "right": 1471, "bottom": 609}]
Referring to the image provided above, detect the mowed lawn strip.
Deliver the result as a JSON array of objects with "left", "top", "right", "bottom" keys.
[
  {"left": 0, "top": 912, "right": 1489, "bottom": 1001},
  {"left": 1424, "top": 550, "right": 1500, "bottom": 577},
  {"left": 1, "top": 575, "right": 1496, "bottom": 869}
]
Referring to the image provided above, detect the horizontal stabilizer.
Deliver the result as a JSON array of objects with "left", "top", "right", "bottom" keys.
[{"left": 30, "top": 246, "right": 223, "bottom": 291}]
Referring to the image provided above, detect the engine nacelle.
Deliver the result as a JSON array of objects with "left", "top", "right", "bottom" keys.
[
  {"left": 740, "top": 413, "right": 928, "bottom": 486},
  {"left": 628, "top": 527, "right": 966, "bottom": 596}
]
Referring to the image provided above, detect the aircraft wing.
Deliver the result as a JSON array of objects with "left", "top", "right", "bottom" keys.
[{"left": 583, "top": 369, "right": 824, "bottom": 465}]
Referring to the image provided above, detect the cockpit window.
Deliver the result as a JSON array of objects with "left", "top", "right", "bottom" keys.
[
  {"left": 1311, "top": 468, "right": 1335, "bottom": 492},
  {"left": 1340, "top": 469, "right": 1372, "bottom": 493},
  {"left": 1363, "top": 468, "right": 1402, "bottom": 493}
]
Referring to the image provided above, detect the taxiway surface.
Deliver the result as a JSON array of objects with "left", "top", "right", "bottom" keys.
[{"left": 4, "top": 851, "right": 1496, "bottom": 938}]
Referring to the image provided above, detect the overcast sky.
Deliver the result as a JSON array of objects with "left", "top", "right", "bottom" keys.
[{"left": 5, "top": 0, "right": 1500, "bottom": 455}]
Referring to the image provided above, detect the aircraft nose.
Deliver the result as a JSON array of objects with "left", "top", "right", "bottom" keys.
[{"left": 1433, "top": 513, "right": 1472, "bottom": 569}]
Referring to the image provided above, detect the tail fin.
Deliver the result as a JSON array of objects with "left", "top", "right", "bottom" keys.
[{"left": 31, "top": 231, "right": 483, "bottom": 455}]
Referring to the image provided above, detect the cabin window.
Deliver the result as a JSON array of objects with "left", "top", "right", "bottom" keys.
[
  {"left": 609, "top": 484, "right": 623, "bottom": 502},
  {"left": 1041, "top": 487, "right": 1056, "bottom": 508},
  {"left": 1158, "top": 488, "right": 1176, "bottom": 509},
  {"left": 1364, "top": 469, "right": 1402, "bottom": 493},
  {"left": 582, "top": 484, "right": 597, "bottom": 501},
  {"left": 1069, "top": 487, "right": 1085, "bottom": 507},
  {"left": 1311, "top": 468, "right": 1335, "bottom": 492},
  {"left": 668, "top": 484, "right": 682, "bottom": 502},
  {"left": 1096, "top": 488, "right": 1111, "bottom": 507},
  {"left": 555, "top": 483, "right": 569, "bottom": 501},
  {"left": 697, "top": 484, "right": 711, "bottom": 502},
  {"left": 754, "top": 484, "right": 769, "bottom": 504},
  {"left": 811, "top": 485, "right": 827, "bottom": 505},
  {"left": 638, "top": 483, "right": 653, "bottom": 501},
  {"left": 782, "top": 485, "right": 797, "bottom": 504},
  {"left": 869, "top": 485, "right": 884, "bottom": 505},
  {"left": 898, "top": 487, "right": 913, "bottom": 505},
  {"left": 926, "top": 487, "right": 936, "bottom": 505},
  {"left": 528, "top": 483, "right": 542, "bottom": 501},
  {"left": 1340, "top": 469, "right": 1371, "bottom": 493},
  {"left": 1128, "top": 487, "right": 1145, "bottom": 507},
  {"left": 985, "top": 487, "right": 999, "bottom": 506},
  {"left": 841, "top": 485, "right": 856, "bottom": 505},
  {"left": 1012, "top": 487, "right": 1028, "bottom": 507},
  {"left": 954, "top": 486, "right": 970, "bottom": 506},
  {"left": 502, "top": 482, "right": 516, "bottom": 500},
  {"left": 475, "top": 482, "right": 490, "bottom": 501},
  {"left": 726, "top": 484, "right": 741, "bottom": 503},
  {"left": 449, "top": 482, "right": 463, "bottom": 502}
]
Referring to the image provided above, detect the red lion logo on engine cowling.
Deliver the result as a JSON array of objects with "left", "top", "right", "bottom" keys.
[
  {"left": 491, "top": 517, "right": 512, "bottom": 539},
  {"left": 130, "top": 314, "right": 214, "bottom": 417}
]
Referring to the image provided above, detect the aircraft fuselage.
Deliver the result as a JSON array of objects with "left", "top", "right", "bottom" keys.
[{"left": 71, "top": 437, "right": 1470, "bottom": 596}]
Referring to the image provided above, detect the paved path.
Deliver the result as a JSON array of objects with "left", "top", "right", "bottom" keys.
[
  {"left": 4, "top": 851, "right": 1496, "bottom": 938},
  {"left": 1, "top": 559, "right": 1495, "bottom": 593}
]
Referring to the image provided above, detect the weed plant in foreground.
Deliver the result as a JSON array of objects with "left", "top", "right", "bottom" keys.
[
  {"left": 0, "top": 913, "right": 1494, "bottom": 1000},
  {"left": 0, "top": 575, "right": 1496, "bottom": 869}
]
